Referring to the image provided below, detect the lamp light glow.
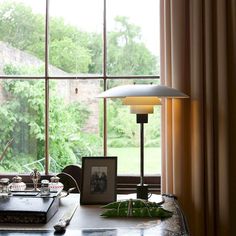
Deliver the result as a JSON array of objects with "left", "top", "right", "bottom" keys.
[
  {"left": 130, "top": 105, "right": 154, "bottom": 114},
  {"left": 122, "top": 97, "right": 162, "bottom": 105}
]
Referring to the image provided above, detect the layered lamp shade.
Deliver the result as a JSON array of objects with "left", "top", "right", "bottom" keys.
[{"left": 98, "top": 84, "right": 188, "bottom": 199}]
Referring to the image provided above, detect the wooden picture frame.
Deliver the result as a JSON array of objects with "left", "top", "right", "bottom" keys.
[{"left": 80, "top": 156, "right": 117, "bottom": 205}]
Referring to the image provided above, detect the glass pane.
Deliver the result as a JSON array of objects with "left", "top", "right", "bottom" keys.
[
  {"left": 107, "top": 0, "right": 160, "bottom": 76},
  {"left": 0, "top": 0, "right": 45, "bottom": 76},
  {"left": 0, "top": 79, "right": 45, "bottom": 173},
  {"left": 49, "top": 79, "right": 103, "bottom": 173},
  {"left": 49, "top": 0, "right": 103, "bottom": 76},
  {"left": 107, "top": 79, "right": 161, "bottom": 175}
]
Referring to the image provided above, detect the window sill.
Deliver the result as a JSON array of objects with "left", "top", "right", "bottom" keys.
[
  {"left": 117, "top": 175, "right": 161, "bottom": 194},
  {"left": 0, "top": 174, "right": 161, "bottom": 194}
]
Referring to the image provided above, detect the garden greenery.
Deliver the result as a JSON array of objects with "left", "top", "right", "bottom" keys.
[{"left": 0, "top": 1, "right": 160, "bottom": 173}]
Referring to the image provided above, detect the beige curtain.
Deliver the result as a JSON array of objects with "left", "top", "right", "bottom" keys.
[{"left": 160, "top": 0, "right": 236, "bottom": 235}]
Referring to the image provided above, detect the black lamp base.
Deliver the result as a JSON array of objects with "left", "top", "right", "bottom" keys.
[{"left": 136, "top": 184, "right": 149, "bottom": 200}]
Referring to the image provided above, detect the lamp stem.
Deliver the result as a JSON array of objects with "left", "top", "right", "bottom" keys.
[
  {"left": 136, "top": 114, "right": 148, "bottom": 186},
  {"left": 136, "top": 114, "right": 148, "bottom": 200},
  {"left": 140, "top": 122, "right": 144, "bottom": 186}
]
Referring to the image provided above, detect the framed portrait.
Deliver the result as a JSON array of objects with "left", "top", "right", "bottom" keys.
[{"left": 80, "top": 156, "right": 117, "bottom": 205}]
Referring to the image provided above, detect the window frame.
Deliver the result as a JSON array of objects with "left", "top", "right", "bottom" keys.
[{"left": 0, "top": 0, "right": 161, "bottom": 192}]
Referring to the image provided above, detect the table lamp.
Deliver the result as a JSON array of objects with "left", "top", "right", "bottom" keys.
[{"left": 98, "top": 84, "right": 188, "bottom": 199}]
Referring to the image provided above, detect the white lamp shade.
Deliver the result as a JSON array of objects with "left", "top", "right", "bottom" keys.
[{"left": 98, "top": 84, "right": 188, "bottom": 98}]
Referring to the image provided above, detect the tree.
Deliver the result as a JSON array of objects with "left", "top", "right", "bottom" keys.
[
  {"left": 107, "top": 16, "right": 158, "bottom": 75},
  {"left": 87, "top": 33, "right": 103, "bottom": 74},
  {"left": 49, "top": 17, "right": 92, "bottom": 73},
  {"left": 0, "top": 1, "right": 44, "bottom": 52},
  {"left": 49, "top": 37, "right": 91, "bottom": 73},
  {"left": 0, "top": 1, "right": 92, "bottom": 74},
  {"left": 0, "top": 1, "right": 158, "bottom": 76}
]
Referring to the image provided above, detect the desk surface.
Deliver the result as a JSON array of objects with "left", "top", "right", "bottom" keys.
[{"left": 0, "top": 194, "right": 189, "bottom": 236}]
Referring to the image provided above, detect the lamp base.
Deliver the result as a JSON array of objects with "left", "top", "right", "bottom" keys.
[{"left": 136, "top": 184, "right": 149, "bottom": 200}]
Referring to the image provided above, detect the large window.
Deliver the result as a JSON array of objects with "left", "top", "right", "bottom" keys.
[{"left": 0, "top": 0, "right": 160, "bottom": 178}]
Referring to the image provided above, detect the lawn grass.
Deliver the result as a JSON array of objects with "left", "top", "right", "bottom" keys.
[{"left": 108, "top": 147, "right": 161, "bottom": 175}]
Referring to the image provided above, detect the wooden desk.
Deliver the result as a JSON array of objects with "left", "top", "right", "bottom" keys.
[{"left": 0, "top": 194, "right": 189, "bottom": 235}]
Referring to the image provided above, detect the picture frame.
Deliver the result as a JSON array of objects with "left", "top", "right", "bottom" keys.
[{"left": 80, "top": 156, "right": 117, "bottom": 205}]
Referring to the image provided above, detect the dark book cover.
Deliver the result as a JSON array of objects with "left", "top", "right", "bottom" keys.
[{"left": 0, "top": 194, "right": 59, "bottom": 224}]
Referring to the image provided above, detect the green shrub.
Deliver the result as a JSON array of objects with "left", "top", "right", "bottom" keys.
[
  {"left": 145, "top": 139, "right": 160, "bottom": 147},
  {"left": 108, "top": 138, "right": 136, "bottom": 148}
]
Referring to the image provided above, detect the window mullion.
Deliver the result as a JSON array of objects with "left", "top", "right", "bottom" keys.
[
  {"left": 103, "top": 0, "right": 107, "bottom": 157},
  {"left": 44, "top": 0, "right": 50, "bottom": 174}
]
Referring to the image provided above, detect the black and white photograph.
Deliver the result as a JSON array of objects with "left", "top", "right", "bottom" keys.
[
  {"left": 90, "top": 166, "right": 107, "bottom": 194},
  {"left": 80, "top": 156, "right": 117, "bottom": 204}
]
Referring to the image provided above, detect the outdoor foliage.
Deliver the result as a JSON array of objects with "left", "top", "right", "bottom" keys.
[
  {"left": 107, "top": 16, "right": 157, "bottom": 75},
  {"left": 0, "top": 64, "right": 102, "bottom": 173},
  {"left": 0, "top": 1, "right": 160, "bottom": 173},
  {"left": 0, "top": 1, "right": 158, "bottom": 75},
  {"left": 107, "top": 99, "right": 161, "bottom": 148}
]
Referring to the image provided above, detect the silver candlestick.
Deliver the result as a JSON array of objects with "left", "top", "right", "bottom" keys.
[{"left": 30, "top": 169, "right": 41, "bottom": 191}]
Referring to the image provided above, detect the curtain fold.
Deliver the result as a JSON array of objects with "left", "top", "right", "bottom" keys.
[{"left": 160, "top": 0, "right": 236, "bottom": 235}]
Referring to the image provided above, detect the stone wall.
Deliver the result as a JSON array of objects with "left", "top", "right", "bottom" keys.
[
  {"left": 0, "top": 41, "right": 68, "bottom": 75},
  {"left": 69, "top": 79, "right": 100, "bottom": 133}
]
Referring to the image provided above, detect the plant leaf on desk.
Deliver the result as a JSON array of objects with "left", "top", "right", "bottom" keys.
[
  {"left": 101, "top": 199, "right": 172, "bottom": 218},
  {"left": 102, "top": 199, "right": 163, "bottom": 209},
  {"left": 101, "top": 207, "right": 173, "bottom": 218}
]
